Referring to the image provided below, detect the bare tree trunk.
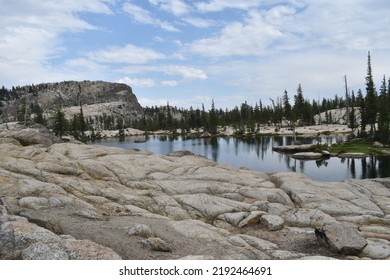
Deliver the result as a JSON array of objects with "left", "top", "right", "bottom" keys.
[
  {"left": 344, "top": 75, "right": 350, "bottom": 127},
  {"left": 24, "top": 95, "right": 29, "bottom": 127}
]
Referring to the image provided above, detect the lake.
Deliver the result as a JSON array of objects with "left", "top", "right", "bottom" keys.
[{"left": 89, "top": 135, "right": 390, "bottom": 182}]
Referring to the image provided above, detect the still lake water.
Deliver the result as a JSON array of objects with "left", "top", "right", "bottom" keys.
[{"left": 89, "top": 135, "right": 390, "bottom": 182}]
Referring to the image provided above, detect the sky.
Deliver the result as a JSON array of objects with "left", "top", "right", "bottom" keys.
[{"left": 1, "top": 0, "right": 390, "bottom": 110}]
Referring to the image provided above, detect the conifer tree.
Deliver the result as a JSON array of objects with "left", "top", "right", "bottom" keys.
[
  {"left": 378, "top": 75, "right": 389, "bottom": 143},
  {"left": 365, "top": 51, "right": 378, "bottom": 135},
  {"left": 293, "top": 84, "right": 304, "bottom": 125},
  {"left": 283, "top": 90, "right": 292, "bottom": 121},
  {"left": 52, "top": 109, "right": 67, "bottom": 139},
  {"left": 349, "top": 90, "right": 357, "bottom": 129},
  {"left": 209, "top": 99, "right": 218, "bottom": 134},
  {"left": 357, "top": 89, "right": 367, "bottom": 135}
]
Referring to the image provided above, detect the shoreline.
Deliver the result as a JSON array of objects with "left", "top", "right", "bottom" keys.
[{"left": 95, "top": 124, "right": 353, "bottom": 139}]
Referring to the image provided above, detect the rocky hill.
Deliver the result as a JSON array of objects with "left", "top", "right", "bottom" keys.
[
  {"left": 0, "top": 80, "right": 143, "bottom": 127},
  {"left": 0, "top": 126, "right": 389, "bottom": 260},
  {"left": 314, "top": 107, "right": 361, "bottom": 126}
]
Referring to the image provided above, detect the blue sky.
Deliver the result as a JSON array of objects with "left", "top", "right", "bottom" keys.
[{"left": 1, "top": 0, "right": 390, "bottom": 109}]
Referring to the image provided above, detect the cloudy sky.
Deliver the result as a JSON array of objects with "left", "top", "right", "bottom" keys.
[{"left": 1, "top": 0, "right": 390, "bottom": 109}]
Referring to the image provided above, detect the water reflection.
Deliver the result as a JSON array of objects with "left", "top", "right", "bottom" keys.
[{"left": 89, "top": 135, "right": 390, "bottom": 182}]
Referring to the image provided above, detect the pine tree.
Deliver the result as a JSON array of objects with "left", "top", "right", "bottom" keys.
[
  {"left": 52, "top": 109, "right": 67, "bottom": 139},
  {"left": 349, "top": 91, "right": 357, "bottom": 129},
  {"left": 282, "top": 90, "right": 292, "bottom": 121},
  {"left": 209, "top": 99, "right": 218, "bottom": 134},
  {"left": 166, "top": 102, "right": 173, "bottom": 131},
  {"left": 378, "top": 75, "right": 389, "bottom": 143},
  {"left": 357, "top": 89, "right": 367, "bottom": 136},
  {"left": 33, "top": 105, "right": 45, "bottom": 125},
  {"left": 365, "top": 51, "right": 378, "bottom": 135},
  {"left": 293, "top": 84, "right": 304, "bottom": 125}
]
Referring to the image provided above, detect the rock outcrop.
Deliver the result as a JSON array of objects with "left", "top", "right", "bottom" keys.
[
  {"left": 0, "top": 123, "right": 62, "bottom": 146},
  {"left": 0, "top": 131, "right": 389, "bottom": 260},
  {"left": 0, "top": 80, "right": 143, "bottom": 127}
]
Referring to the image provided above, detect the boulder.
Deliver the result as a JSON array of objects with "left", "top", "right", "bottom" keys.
[
  {"left": 316, "top": 222, "right": 367, "bottom": 255},
  {"left": 21, "top": 242, "right": 69, "bottom": 260},
  {"left": 0, "top": 217, "right": 121, "bottom": 260},
  {"left": 62, "top": 239, "right": 122, "bottom": 260},
  {"left": 128, "top": 224, "right": 154, "bottom": 238},
  {"left": 338, "top": 153, "right": 368, "bottom": 158},
  {"left": 272, "top": 144, "right": 316, "bottom": 153},
  {"left": 260, "top": 214, "right": 284, "bottom": 231},
  {"left": 238, "top": 211, "right": 264, "bottom": 228},
  {"left": 373, "top": 141, "right": 384, "bottom": 147},
  {"left": 0, "top": 126, "right": 61, "bottom": 147},
  {"left": 290, "top": 152, "right": 323, "bottom": 160},
  {"left": 360, "top": 238, "right": 390, "bottom": 259},
  {"left": 141, "top": 237, "right": 172, "bottom": 252},
  {"left": 321, "top": 150, "right": 331, "bottom": 157}
]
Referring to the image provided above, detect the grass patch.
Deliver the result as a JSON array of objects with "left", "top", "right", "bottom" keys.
[{"left": 315, "top": 140, "right": 390, "bottom": 155}]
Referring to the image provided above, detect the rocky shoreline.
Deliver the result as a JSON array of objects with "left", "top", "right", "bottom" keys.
[
  {"left": 96, "top": 124, "right": 352, "bottom": 139},
  {"left": 0, "top": 126, "right": 389, "bottom": 260}
]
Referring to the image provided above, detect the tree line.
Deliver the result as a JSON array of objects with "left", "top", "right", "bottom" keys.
[
  {"left": 131, "top": 52, "right": 389, "bottom": 144},
  {"left": 1, "top": 52, "right": 389, "bottom": 144}
]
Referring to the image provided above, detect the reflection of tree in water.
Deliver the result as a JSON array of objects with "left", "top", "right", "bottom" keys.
[
  {"left": 350, "top": 158, "right": 356, "bottom": 179},
  {"left": 315, "top": 160, "right": 328, "bottom": 168},
  {"left": 378, "top": 156, "right": 390, "bottom": 178},
  {"left": 284, "top": 155, "right": 297, "bottom": 172},
  {"left": 299, "top": 160, "right": 305, "bottom": 173},
  {"left": 233, "top": 136, "right": 271, "bottom": 161},
  {"left": 273, "top": 136, "right": 284, "bottom": 147},
  {"left": 210, "top": 137, "right": 219, "bottom": 162},
  {"left": 258, "top": 137, "right": 271, "bottom": 160},
  {"left": 366, "top": 156, "right": 377, "bottom": 179},
  {"left": 361, "top": 157, "right": 367, "bottom": 179},
  {"left": 234, "top": 138, "right": 240, "bottom": 156},
  {"left": 131, "top": 135, "right": 388, "bottom": 180},
  {"left": 359, "top": 156, "right": 379, "bottom": 179},
  {"left": 284, "top": 136, "right": 294, "bottom": 146},
  {"left": 159, "top": 135, "right": 168, "bottom": 141}
]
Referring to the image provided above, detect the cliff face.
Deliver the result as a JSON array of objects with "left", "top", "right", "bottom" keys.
[{"left": 0, "top": 80, "right": 143, "bottom": 126}]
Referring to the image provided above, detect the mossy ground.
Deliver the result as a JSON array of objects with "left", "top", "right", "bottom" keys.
[{"left": 316, "top": 139, "right": 390, "bottom": 155}]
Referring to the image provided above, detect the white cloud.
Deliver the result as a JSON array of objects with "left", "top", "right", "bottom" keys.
[
  {"left": 205, "top": 49, "right": 370, "bottom": 104},
  {"left": 195, "top": 0, "right": 263, "bottom": 12},
  {"left": 148, "top": 0, "right": 190, "bottom": 16},
  {"left": 117, "top": 77, "right": 157, "bottom": 88},
  {"left": 161, "top": 80, "right": 180, "bottom": 87},
  {"left": 165, "top": 66, "right": 208, "bottom": 80},
  {"left": 189, "top": 10, "right": 284, "bottom": 57},
  {"left": 0, "top": 0, "right": 113, "bottom": 17},
  {"left": 0, "top": 0, "right": 113, "bottom": 86},
  {"left": 87, "top": 44, "right": 166, "bottom": 64},
  {"left": 65, "top": 58, "right": 107, "bottom": 72},
  {"left": 296, "top": 1, "right": 390, "bottom": 51},
  {"left": 181, "top": 17, "right": 215, "bottom": 28},
  {"left": 189, "top": 1, "right": 390, "bottom": 58},
  {"left": 123, "top": 2, "right": 179, "bottom": 32}
]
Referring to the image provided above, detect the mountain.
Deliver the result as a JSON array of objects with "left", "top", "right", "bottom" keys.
[{"left": 0, "top": 80, "right": 143, "bottom": 127}]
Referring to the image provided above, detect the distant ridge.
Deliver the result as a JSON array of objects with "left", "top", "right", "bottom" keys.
[{"left": 0, "top": 80, "right": 143, "bottom": 127}]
